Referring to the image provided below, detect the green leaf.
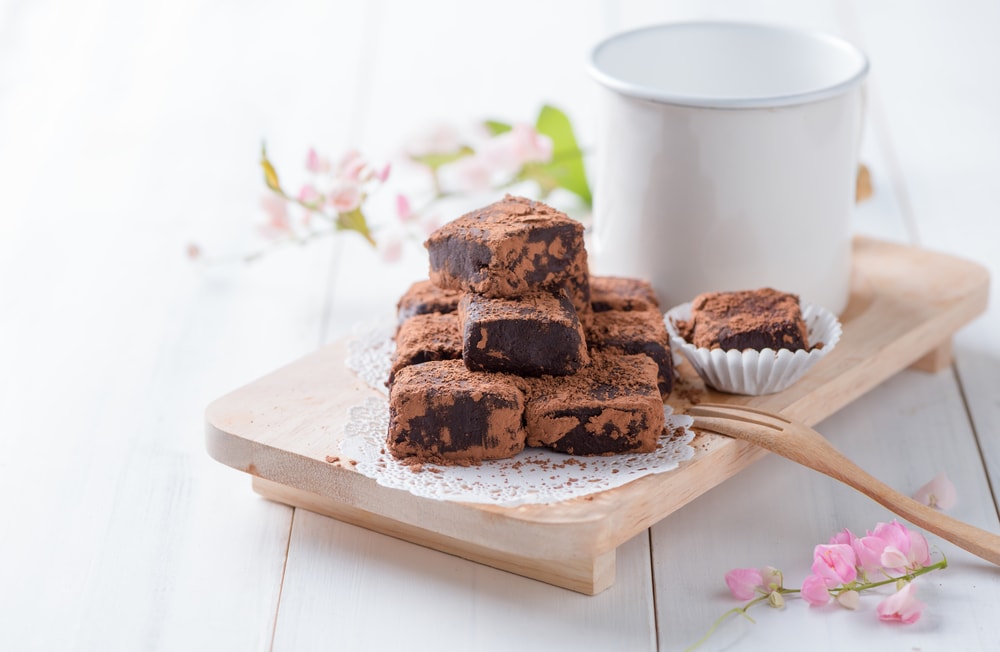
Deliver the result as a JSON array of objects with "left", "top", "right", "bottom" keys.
[
  {"left": 336, "top": 207, "right": 376, "bottom": 246},
  {"left": 534, "top": 105, "right": 592, "bottom": 206},
  {"left": 260, "top": 143, "right": 283, "bottom": 194},
  {"left": 483, "top": 120, "right": 512, "bottom": 136},
  {"left": 410, "top": 145, "right": 475, "bottom": 171}
]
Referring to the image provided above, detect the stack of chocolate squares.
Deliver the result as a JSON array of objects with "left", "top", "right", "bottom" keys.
[{"left": 386, "top": 195, "right": 674, "bottom": 465}]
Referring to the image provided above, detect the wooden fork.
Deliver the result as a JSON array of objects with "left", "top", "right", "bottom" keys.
[{"left": 687, "top": 402, "right": 1000, "bottom": 566}]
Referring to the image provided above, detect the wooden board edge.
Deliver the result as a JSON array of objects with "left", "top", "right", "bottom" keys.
[{"left": 252, "top": 476, "right": 616, "bottom": 595}]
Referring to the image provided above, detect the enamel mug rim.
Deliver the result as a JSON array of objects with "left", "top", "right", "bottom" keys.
[{"left": 587, "top": 21, "right": 869, "bottom": 109}]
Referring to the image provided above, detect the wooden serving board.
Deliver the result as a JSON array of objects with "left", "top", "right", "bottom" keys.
[{"left": 205, "top": 237, "right": 989, "bottom": 595}]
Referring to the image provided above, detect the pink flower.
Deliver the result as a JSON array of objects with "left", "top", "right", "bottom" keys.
[
  {"left": 298, "top": 184, "right": 321, "bottom": 207},
  {"left": 870, "top": 521, "right": 910, "bottom": 554},
  {"left": 914, "top": 472, "right": 957, "bottom": 510},
  {"left": 305, "top": 147, "right": 329, "bottom": 173},
  {"left": 836, "top": 589, "right": 860, "bottom": 610},
  {"left": 907, "top": 529, "right": 931, "bottom": 568},
  {"left": 328, "top": 181, "right": 361, "bottom": 213},
  {"left": 419, "top": 214, "right": 441, "bottom": 235},
  {"left": 395, "top": 194, "right": 414, "bottom": 222},
  {"left": 725, "top": 568, "right": 764, "bottom": 600},
  {"left": 811, "top": 544, "right": 857, "bottom": 587},
  {"left": 853, "top": 535, "right": 889, "bottom": 574},
  {"left": 336, "top": 149, "right": 367, "bottom": 181},
  {"left": 440, "top": 155, "right": 494, "bottom": 193},
  {"left": 480, "top": 124, "right": 553, "bottom": 176},
  {"left": 829, "top": 528, "right": 857, "bottom": 547},
  {"left": 379, "top": 237, "right": 403, "bottom": 263},
  {"left": 373, "top": 162, "right": 391, "bottom": 183},
  {"left": 801, "top": 574, "right": 831, "bottom": 606},
  {"left": 259, "top": 195, "right": 291, "bottom": 239},
  {"left": 868, "top": 521, "right": 931, "bottom": 572},
  {"left": 405, "top": 124, "right": 464, "bottom": 157},
  {"left": 760, "top": 566, "right": 783, "bottom": 591},
  {"left": 877, "top": 582, "right": 926, "bottom": 624}
]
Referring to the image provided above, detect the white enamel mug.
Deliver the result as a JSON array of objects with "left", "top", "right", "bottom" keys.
[{"left": 587, "top": 22, "right": 869, "bottom": 315}]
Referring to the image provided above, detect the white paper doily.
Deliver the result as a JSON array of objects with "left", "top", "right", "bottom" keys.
[{"left": 342, "top": 321, "right": 696, "bottom": 506}]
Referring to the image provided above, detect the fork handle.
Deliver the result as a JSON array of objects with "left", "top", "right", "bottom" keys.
[
  {"left": 698, "top": 417, "right": 1000, "bottom": 566},
  {"left": 815, "top": 452, "right": 1000, "bottom": 566}
]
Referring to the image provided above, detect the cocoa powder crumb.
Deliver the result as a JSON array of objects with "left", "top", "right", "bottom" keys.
[{"left": 324, "top": 455, "right": 340, "bottom": 464}]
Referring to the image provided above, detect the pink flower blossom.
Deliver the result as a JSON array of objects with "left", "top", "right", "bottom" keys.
[
  {"left": 836, "top": 589, "right": 860, "bottom": 610},
  {"left": 880, "top": 546, "right": 909, "bottom": 570},
  {"left": 395, "top": 194, "right": 413, "bottom": 222},
  {"left": 328, "top": 181, "right": 361, "bottom": 213},
  {"left": 907, "top": 529, "right": 931, "bottom": 568},
  {"left": 259, "top": 195, "right": 292, "bottom": 239},
  {"left": 419, "top": 214, "right": 441, "bottom": 235},
  {"left": 725, "top": 568, "right": 764, "bottom": 600},
  {"left": 914, "top": 472, "right": 957, "bottom": 510},
  {"left": 480, "top": 124, "right": 554, "bottom": 175},
  {"left": 305, "top": 148, "right": 329, "bottom": 173},
  {"left": 801, "top": 574, "right": 831, "bottom": 606},
  {"left": 336, "top": 149, "right": 367, "bottom": 181},
  {"left": 870, "top": 521, "right": 910, "bottom": 554},
  {"left": 877, "top": 582, "right": 926, "bottom": 624},
  {"left": 761, "top": 566, "right": 783, "bottom": 591},
  {"left": 379, "top": 237, "right": 403, "bottom": 263},
  {"left": 298, "top": 184, "right": 321, "bottom": 206},
  {"left": 867, "top": 521, "right": 932, "bottom": 572},
  {"left": 853, "top": 535, "right": 889, "bottom": 574},
  {"left": 440, "top": 155, "right": 494, "bottom": 193},
  {"left": 373, "top": 162, "right": 391, "bottom": 182},
  {"left": 829, "top": 528, "right": 857, "bottom": 547},
  {"left": 405, "top": 124, "right": 464, "bottom": 157},
  {"left": 811, "top": 544, "right": 857, "bottom": 587}
]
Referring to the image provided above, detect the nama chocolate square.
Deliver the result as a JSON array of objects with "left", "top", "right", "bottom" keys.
[
  {"left": 395, "top": 279, "right": 463, "bottom": 323},
  {"left": 388, "top": 313, "right": 462, "bottom": 385},
  {"left": 586, "top": 310, "right": 674, "bottom": 397},
  {"left": 425, "top": 195, "right": 590, "bottom": 316},
  {"left": 590, "top": 275, "right": 660, "bottom": 313},
  {"left": 458, "top": 290, "right": 589, "bottom": 376},
  {"left": 523, "top": 352, "right": 664, "bottom": 455},
  {"left": 681, "top": 288, "right": 809, "bottom": 352},
  {"left": 387, "top": 360, "right": 526, "bottom": 463}
]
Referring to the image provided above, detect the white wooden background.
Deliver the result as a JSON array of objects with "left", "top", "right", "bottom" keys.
[{"left": 2, "top": 1, "right": 999, "bottom": 650}]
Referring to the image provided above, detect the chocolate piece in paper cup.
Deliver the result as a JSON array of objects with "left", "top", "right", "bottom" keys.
[{"left": 664, "top": 301, "right": 842, "bottom": 395}]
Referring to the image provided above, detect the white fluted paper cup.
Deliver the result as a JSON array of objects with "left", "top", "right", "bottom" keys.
[{"left": 664, "top": 301, "right": 842, "bottom": 395}]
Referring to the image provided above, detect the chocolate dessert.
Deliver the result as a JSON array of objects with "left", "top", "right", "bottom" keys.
[
  {"left": 396, "top": 279, "right": 462, "bottom": 322},
  {"left": 425, "top": 194, "right": 591, "bottom": 317},
  {"left": 382, "top": 195, "right": 685, "bottom": 465},
  {"left": 523, "top": 352, "right": 664, "bottom": 455},
  {"left": 590, "top": 276, "right": 660, "bottom": 313},
  {"left": 388, "top": 313, "right": 462, "bottom": 385},
  {"left": 680, "top": 288, "right": 809, "bottom": 352},
  {"left": 387, "top": 360, "right": 527, "bottom": 463},
  {"left": 587, "top": 309, "right": 674, "bottom": 397},
  {"left": 458, "top": 290, "right": 589, "bottom": 376}
]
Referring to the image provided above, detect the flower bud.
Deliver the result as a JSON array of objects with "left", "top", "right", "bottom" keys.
[
  {"left": 761, "top": 566, "right": 783, "bottom": 591},
  {"left": 768, "top": 591, "right": 785, "bottom": 608},
  {"left": 837, "top": 590, "right": 860, "bottom": 610}
]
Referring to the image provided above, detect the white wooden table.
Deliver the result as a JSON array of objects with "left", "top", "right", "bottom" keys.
[{"left": 3, "top": 1, "right": 998, "bottom": 650}]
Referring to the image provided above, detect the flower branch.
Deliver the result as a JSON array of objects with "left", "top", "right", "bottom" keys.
[
  {"left": 688, "top": 520, "right": 949, "bottom": 651},
  {"left": 188, "top": 105, "right": 590, "bottom": 265}
]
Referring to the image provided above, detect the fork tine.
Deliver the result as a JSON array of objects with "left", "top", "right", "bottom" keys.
[
  {"left": 687, "top": 409, "right": 781, "bottom": 432},
  {"left": 695, "top": 402, "right": 793, "bottom": 424},
  {"left": 686, "top": 403, "right": 788, "bottom": 431}
]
